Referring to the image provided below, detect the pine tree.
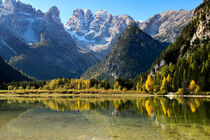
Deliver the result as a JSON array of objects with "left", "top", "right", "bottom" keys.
[
  {"left": 136, "top": 77, "right": 143, "bottom": 91},
  {"left": 136, "top": 82, "right": 141, "bottom": 91}
]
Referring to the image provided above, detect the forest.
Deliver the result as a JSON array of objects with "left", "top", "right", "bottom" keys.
[{"left": 0, "top": 75, "right": 209, "bottom": 95}]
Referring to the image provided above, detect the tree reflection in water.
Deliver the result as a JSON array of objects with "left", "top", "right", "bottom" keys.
[{"left": 0, "top": 96, "right": 209, "bottom": 139}]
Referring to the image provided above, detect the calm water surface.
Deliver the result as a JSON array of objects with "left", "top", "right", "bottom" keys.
[{"left": 0, "top": 96, "right": 209, "bottom": 140}]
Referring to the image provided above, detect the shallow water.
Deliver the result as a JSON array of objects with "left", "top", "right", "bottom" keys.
[{"left": 0, "top": 96, "right": 209, "bottom": 140}]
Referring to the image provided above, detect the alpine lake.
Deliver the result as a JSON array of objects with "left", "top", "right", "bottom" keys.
[{"left": 0, "top": 95, "right": 209, "bottom": 140}]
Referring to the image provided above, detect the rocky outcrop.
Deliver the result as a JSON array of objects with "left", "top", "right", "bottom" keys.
[
  {"left": 44, "top": 6, "right": 61, "bottom": 24},
  {"left": 190, "top": 1, "right": 210, "bottom": 45}
]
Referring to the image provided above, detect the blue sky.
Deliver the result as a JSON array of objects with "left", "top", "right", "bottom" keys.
[{"left": 4, "top": 0, "right": 203, "bottom": 24}]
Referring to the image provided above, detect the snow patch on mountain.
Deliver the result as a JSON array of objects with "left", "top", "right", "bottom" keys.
[{"left": 65, "top": 9, "right": 135, "bottom": 59}]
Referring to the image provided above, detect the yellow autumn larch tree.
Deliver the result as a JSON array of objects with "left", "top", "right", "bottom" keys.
[
  {"left": 189, "top": 80, "right": 197, "bottom": 91},
  {"left": 145, "top": 75, "right": 154, "bottom": 92},
  {"left": 166, "top": 74, "right": 171, "bottom": 83},
  {"left": 160, "top": 77, "right": 166, "bottom": 91},
  {"left": 113, "top": 81, "right": 119, "bottom": 90}
]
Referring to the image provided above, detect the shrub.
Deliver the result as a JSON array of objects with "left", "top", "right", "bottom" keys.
[
  {"left": 7, "top": 85, "right": 13, "bottom": 90},
  {"left": 176, "top": 88, "right": 184, "bottom": 95},
  {"left": 194, "top": 85, "right": 200, "bottom": 94},
  {"left": 156, "top": 90, "right": 167, "bottom": 95}
]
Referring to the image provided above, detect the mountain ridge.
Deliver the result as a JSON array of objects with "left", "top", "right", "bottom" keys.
[
  {"left": 139, "top": 9, "right": 194, "bottom": 43},
  {"left": 81, "top": 23, "right": 167, "bottom": 81},
  {"left": 66, "top": 8, "right": 194, "bottom": 59}
]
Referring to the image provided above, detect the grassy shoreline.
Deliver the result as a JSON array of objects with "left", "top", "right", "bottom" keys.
[{"left": 0, "top": 89, "right": 209, "bottom": 98}]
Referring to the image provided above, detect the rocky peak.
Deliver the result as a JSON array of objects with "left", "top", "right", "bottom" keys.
[
  {"left": 140, "top": 14, "right": 161, "bottom": 36},
  {"left": 36, "top": 9, "right": 44, "bottom": 17},
  {"left": 122, "top": 14, "right": 134, "bottom": 25},
  {"left": 5, "top": 0, "right": 16, "bottom": 4},
  {"left": 65, "top": 8, "right": 135, "bottom": 59},
  {"left": 2, "top": 0, "right": 35, "bottom": 14},
  {"left": 84, "top": 9, "right": 93, "bottom": 18},
  {"left": 94, "top": 10, "right": 111, "bottom": 19},
  {"left": 44, "top": 6, "right": 61, "bottom": 24},
  {"left": 3, "top": 0, "right": 17, "bottom": 10},
  {"left": 66, "top": 8, "right": 93, "bottom": 35},
  {"left": 89, "top": 10, "right": 112, "bottom": 32},
  {"left": 140, "top": 9, "right": 194, "bottom": 43},
  {"left": 15, "top": 1, "right": 35, "bottom": 14},
  {"left": 4, "top": 0, "right": 17, "bottom": 6},
  {"left": 73, "top": 8, "right": 93, "bottom": 20}
]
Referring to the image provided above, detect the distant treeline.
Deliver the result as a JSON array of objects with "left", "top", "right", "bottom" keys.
[
  {"left": 0, "top": 76, "right": 208, "bottom": 95},
  {"left": 0, "top": 79, "right": 112, "bottom": 91},
  {"left": 0, "top": 78, "right": 135, "bottom": 91}
]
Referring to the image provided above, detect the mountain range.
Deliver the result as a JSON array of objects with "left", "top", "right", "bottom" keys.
[
  {"left": 66, "top": 9, "right": 193, "bottom": 59},
  {"left": 0, "top": 0, "right": 99, "bottom": 80},
  {"left": 0, "top": 0, "right": 198, "bottom": 81}
]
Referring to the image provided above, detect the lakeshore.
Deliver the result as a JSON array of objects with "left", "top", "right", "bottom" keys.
[{"left": 0, "top": 89, "right": 209, "bottom": 98}]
